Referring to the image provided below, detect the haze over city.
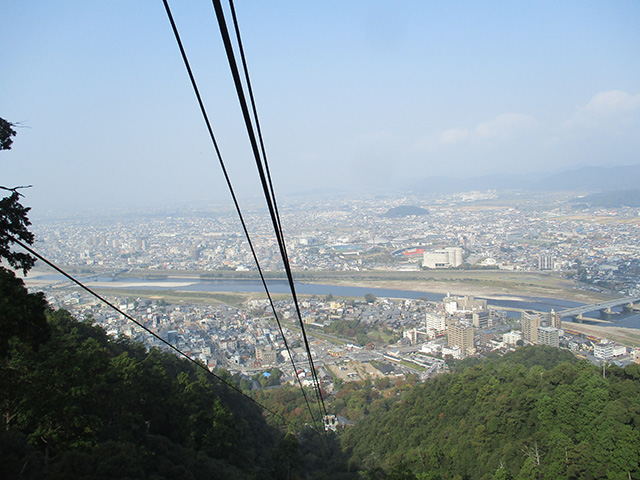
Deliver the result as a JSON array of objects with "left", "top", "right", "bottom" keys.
[{"left": 2, "top": 1, "right": 640, "bottom": 216}]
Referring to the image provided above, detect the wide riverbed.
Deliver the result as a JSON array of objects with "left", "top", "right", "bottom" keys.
[{"left": 31, "top": 274, "right": 640, "bottom": 329}]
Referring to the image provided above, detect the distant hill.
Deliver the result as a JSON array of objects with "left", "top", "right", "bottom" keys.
[
  {"left": 411, "top": 172, "right": 545, "bottom": 194},
  {"left": 570, "top": 189, "right": 640, "bottom": 208},
  {"left": 533, "top": 164, "right": 640, "bottom": 191},
  {"left": 384, "top": 205, "right": 429, "bottom": 217},
  {"left": 411, "top": 164, "right": 640, "bottom": 195}
]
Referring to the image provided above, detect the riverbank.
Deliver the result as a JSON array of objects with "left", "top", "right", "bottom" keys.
[
  {"left": 25, "top": 266, "right": 613, "bottom": 306},
  {"left": 301, "top": 274, "right": 611, "bottom": 305},
  {"left": 562, "top": 321, "right": 640, "bottom": 348}
]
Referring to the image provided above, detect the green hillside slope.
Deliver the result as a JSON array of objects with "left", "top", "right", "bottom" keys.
[
  {"left": 0, "top": 308, "right": 282, "bottom": 480},
  {"left": 341, "top": 347, "right": 640, "bottom": 480}
]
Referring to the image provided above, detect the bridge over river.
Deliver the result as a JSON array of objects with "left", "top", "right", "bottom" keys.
[{"left": 556, "top": 296, "right": 640, "bottom": 320}]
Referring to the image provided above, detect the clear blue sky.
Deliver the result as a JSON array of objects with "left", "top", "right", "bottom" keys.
[{"left": 2, "top": 1, "right": 639, "bottom": 216}]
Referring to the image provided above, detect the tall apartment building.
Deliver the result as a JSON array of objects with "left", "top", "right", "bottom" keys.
[
  {"left": 425, "top": 313, "right": 446, "bottom": 339},
  {"left": 256, "top": 345, "right": 277, "bottom": 366},
  {"left": 538, "top": 254, "right": 553, "bottom": 270},
  {"left": 537, "top": 326, "right": 560, "bottom": 348},
  {"left": 521, "top": 312, "right": 542, "bottom": 344},
  {"left": 472, "top": 312, "right": 490, "bottom": 329},
  {"left": 548, "top": 310, "right": 562, "bottom": 329},
  {"left": 447, "top": 322, "right": 475, "bottom": 357}
]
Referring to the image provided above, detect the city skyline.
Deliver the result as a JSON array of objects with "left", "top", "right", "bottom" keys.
[{"left": 2, "top": 1, "right": 640, "bottom": 215}]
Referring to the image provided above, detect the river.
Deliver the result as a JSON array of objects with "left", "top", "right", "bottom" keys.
[{"left": 33, "top": 274, "right": 640, "bottom": 329}]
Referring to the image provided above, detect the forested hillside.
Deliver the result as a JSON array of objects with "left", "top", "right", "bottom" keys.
[
  {"left": 0, "top": 307, "right": 283, "bottom": 479},
  {"left": 341, "top": 346, "right": 640, "bottom": 479}
]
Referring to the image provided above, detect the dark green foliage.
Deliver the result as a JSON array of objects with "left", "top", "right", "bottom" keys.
[
  {"left": 1, "top": 117, "right": 36, "bottom": 274},
  {"left": 271, "top": 433, "right": 302, "bottom": 479},
  {"left": 452, "top": 344, "right": 577, "bottom": 373},
  {"left": 0, "top": 268, "right": 49, "bottom": 357},
  {"left": 251, "top": 368, "right": 283, "bottom": 388},
  {"left": 341, "top": 346, "right": 640, "bottom": 479},
  {"left": 322, "top": 318, "right": 398, "bottom": 346},
  {"left": 0, "top": 117, "right": 16, "bottom": 151},
  {"left": 0, "top": 309, "right": 282, "bottom": 479},
  {"left": 0, "top": 115, "right": 47, "bottom": 358},
  {"left": 0, "top": 191, "right": 36, "bottom": 274}
]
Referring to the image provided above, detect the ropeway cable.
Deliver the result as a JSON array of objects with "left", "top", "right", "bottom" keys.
[
  {"left": 160, "top": 0, "right": 327, "bottom": 437},
  {"left": 209, "top": 0, "right": 329, "bottom": 422}
]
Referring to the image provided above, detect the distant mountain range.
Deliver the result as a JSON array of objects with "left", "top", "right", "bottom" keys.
[
  {"left": 570, "top": 189, "right": 640, "bottom": 208},
  {"left": 411, "top": 164, "right": 640, "bottom": 195}
]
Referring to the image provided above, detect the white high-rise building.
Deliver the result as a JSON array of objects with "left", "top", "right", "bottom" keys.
[
  {"left": 443, "top": 295, "right": 488, "bottom": 315},
  {"left": 425, "top": 313, "right": 446, "bottom": 339},
  {"left": 538, "top": 254, "right": 553, "bottom": 270}
]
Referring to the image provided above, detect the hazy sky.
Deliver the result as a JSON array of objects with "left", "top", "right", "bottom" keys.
[{"left": 2, "top": 1, "right": 639, "bottom": 216}]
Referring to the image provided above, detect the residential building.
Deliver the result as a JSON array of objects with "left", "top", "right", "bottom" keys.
[
  {"left": 503, "top": 330, "right": 523, "bottom": 346},
  {"left": 538, "top": 254, "right": 553, "bottom": 270},
  {"left": 442, "top": 345, "right": 463, "bottom": 360},
  {"left": 595, "top": 342, "right": 627, "bottom": 359},
  {"left": 548, "top": 310, "right": 562, "bottom": 329},
  {"left": 443, "top": 295, "right": 488, "bottom": 315},
  {"left": 256, "top": 345, "right": 277, "bottom": 366},
  {"left": 521, "top": 312, "right": 542, "bottom": 344},
  {"left": 425, "top": 313, "right": 446, "bottom": 339},
  {"left": 472, "top": 312, "right": 490, "bottom": 329},
  {"left": 447, "top": 322, "right": 475, "bottom": 357},
  {"left": 537, "top": 326, "right": 560, "bottom": 348}
]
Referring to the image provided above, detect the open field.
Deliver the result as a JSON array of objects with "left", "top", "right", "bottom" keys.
[
  {"left": 549, "top": 214, "right": 640, "bottom": 225},
  {"left": 69, "top": 287, "right": 288, "bottom": 310},
  {"left": 293, "top": 270, "right": 613, "bottom": 304}
]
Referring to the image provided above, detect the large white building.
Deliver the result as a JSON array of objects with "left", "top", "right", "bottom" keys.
[
  {"left": 423, "top": 247, "right": 464, "bottom": 269},
  {"left": 443, "top": 295, "right": 488, "bottom": 315},
  {"left": 503, "top": 330, "right": 523, "bottom": 346},
  {"left": 594, "top": 341, "right": 627, "bottom": 359},
  {"left": 442, "top": 345, "right": 463, "bottom": 360},
  {"left": 425, "top": 313, "right": 446, "bottom": 339}
]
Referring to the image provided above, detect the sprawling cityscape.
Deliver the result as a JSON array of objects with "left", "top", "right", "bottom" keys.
[{"left": 24, "top": 190, "right": 640, "bottom": 395}]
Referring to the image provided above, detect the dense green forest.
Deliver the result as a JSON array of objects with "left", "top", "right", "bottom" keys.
[
  {"left": 341, "top": 347, "right": 640, "bottom": 480},
  {"left": 0, "top": 307, "right": 285, "bottom": 479}
]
